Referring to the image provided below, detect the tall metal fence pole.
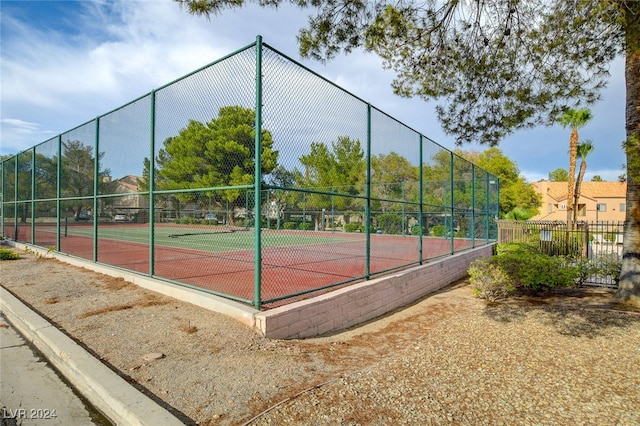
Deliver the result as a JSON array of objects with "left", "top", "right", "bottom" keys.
[
  {"left": 471, "top": 164, "right": 475, "bottom": 248},
  {"left": 13, "top": 155, "right": 18, "bottom": 240},
  {"left": 0, "top": 161, "right": 3, "bottom": 238},
  {"left": 485, "top": 173, "right": 490, "bottom": 242},
  {"left": 254, "top": 35, "right": 264, "bottom": 310},
  {"left": 93, "top": 117, "right": 100, "bottom": 262},
  {"left": 365, "top": 104, "right": 372, "bottom": 279},
  {"left": 56, "top": 135, "right": 62, "bottom": 249},
  {"left": 419, "top": 134, "right": 424, "bottom": 264},
  {"left": 449, "top": 151, "right": 455, "bottom": 254},
  {"left": 31, "top": 148, "right": 36, "bottom": 244},
  {"left": 149, "top": 90, "right": 157, "bottom": 277}
]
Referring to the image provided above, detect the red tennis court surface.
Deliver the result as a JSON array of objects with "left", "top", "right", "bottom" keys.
[{"left": 21, "top": 225, "right": 480, "bottom": 307}]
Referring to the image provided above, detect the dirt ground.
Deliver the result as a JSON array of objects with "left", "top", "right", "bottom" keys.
[{"left": 2, "top": 253, "right": 639, "bottom": 425}]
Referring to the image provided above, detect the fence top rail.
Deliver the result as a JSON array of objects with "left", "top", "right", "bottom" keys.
[{"left": 497, "top": 220, "right": 625, "bottom": 226}]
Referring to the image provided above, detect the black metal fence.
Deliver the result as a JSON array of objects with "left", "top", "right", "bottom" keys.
[{"left": 497, "top": 220, "right": 623, "bottom": 287}]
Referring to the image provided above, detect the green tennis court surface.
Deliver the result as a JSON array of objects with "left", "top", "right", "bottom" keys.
[{"left": 62, "top": 224, "right": 359, "bottom": 252}]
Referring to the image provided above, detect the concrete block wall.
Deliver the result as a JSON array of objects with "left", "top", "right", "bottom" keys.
[{"left": 256, "top": 244, "right": 495, "bottom": 339}]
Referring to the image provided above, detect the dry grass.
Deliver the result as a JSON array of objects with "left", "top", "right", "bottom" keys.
[
  {"left": 180, "top": 323, "right": 198, "bottom": 334},
  {"left": 77, "top": 294, "right": 168, "bottom": 319},
  {"left": 44, "top": 297, "right": 60, "bottom": 305},
  {"left": 78, "top": 303, "right": 134, "bottom": 319},
  {"left": 103, "top": 276, "right": 132, "bottom": 291}
]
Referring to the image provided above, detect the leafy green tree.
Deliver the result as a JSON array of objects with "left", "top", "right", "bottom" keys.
[
  {"left": 60, "top": 140, "right": 111, "bottom": 219},
  {"left": 34, "top": 153, "right": 58, "bottom": 200},
  {"left": 145, "top": 106, "right": 278, "bottom": 224},
  {"left": 558, "top": 108, "right": 593, "bottom": 228},
  {"left": 298, "top": 136, "right": 365, "bottom": 227},
  {"left": 371, "top": 151, "right": 418, "bottom": 212},
  {"left": 420, "top": 149, "right": 477, "bottom": 236},
  {"left": 548, "top": 168, "right": 569, "bottom": 182},
  {"left": 591, "top": 175, "right": 604, "bottom": 182},
  {"left": 267, "top": 165, "right": 300, "bottom": 228},
  {"left": 177, "top": 0, "right": 640, "bottom": 301},
  {"left": 462, "top": 147, "right": 541, "bottom": 219}
]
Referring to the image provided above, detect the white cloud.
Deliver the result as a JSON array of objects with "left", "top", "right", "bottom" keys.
[
  {"left": 1, "top": 118, "right": 41, "bottom": 133},
  {"left": 0, "top": 118, "right": 56, "bottom": 154}
]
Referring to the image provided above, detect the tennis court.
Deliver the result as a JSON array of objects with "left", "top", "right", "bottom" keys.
[
  {"left": 2, "top": 38, "right": 498, "bottom": 309},
  {"left": 38, "top": 221, "right": 473, "bottom": 306}
]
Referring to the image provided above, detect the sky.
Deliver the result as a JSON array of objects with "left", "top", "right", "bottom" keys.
[{"left": 0, "top": 0, "right": 628, "bottom": 183}]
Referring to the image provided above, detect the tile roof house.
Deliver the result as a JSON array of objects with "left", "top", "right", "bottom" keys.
[
  {"left": 530, "top": 180, "right": 627, "bottom": 222},
  {"left": 100, "top": 175, "right": 149, "bottom": 222}
]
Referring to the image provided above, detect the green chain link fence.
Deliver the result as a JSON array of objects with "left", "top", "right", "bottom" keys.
[{"left": 1, "top": 36, "right": 500, "bottom": 309}]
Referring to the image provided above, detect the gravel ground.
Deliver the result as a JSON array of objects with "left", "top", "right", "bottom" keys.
[{"left": 1, "top": 254, "right": 640, "bottom": 426}]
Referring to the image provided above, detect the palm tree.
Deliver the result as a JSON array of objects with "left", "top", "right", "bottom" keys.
[
  {"left": 572, "top": 141, "right": 595, "bottom": 225},
  {"left": 558, "top": 108, "right": 593, "bottom": 229}
]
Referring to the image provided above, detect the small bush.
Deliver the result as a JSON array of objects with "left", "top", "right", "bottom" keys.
[
  {"left": 595, "top": 253, "right": 622, "bottom": 284},
  {"left": 494, "top": 252, "right": 580, "bottom": 294},
  {"left": 299, "top": 222, "right": 312, "bottom": 231},
  {"left": 573, "top": 258, "right": 600, "bottom": 287},
  {"left": 283, "top": 222, "right": 299, "bottom": 230},
  {"left": 495, "top": 242, "right": 541, "bottom": 256},
  {"left": 0, "top": 248, "right": 19, "bottom": 260},
  {"left": 430, "top": 225, "right": 446, "bottom": 237},
  {"left": 344, "top": 223, "right": 363, "bottom": 233},
  {"left": 200, "top": 219, "right": 218, "bottom": 225},
  {"left": 468, "top": 259, "right": 515, "bottom": 301},
  {"left": 410, "top": 225, "right": 427, "bottom": 236}
]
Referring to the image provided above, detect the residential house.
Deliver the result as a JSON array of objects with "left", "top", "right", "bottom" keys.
[
  {"left": 101, "top": 175, "right": 149, "bottom": 221},
  {"left": 530, "top": 180, "right": 627, "bottom": 222}
]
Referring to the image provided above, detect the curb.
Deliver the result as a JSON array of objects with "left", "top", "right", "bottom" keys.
[{"left": 0, "top": 286, "right": 184, "bottom": 426}]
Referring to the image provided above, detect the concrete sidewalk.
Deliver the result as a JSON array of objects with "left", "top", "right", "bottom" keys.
[
  {"left": 1, "top": 313, "right": 106, "bottom": 425},
  {"left": 0, "top": 287, "right": 184, "bottom": 426}
]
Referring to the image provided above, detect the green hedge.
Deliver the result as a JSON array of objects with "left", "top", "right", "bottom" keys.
[{"left": 344, "top": 223, "right": 364, "bottom": 233}]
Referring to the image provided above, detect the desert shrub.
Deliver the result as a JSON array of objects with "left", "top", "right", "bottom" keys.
[
  {"left": 595, "top": 253, "right": 622, "bottom": 284},
  {"left": 493, "top": 252, "right": 580, "bottom": 294},
  {"left": 572, "top": 258, "right": 600, "bottom": 286},
  {"left": 430, "top": 225, "right": 446, "bottom": 237},
  {"left": 0, "top": 248, "right": 19, "bottom": 260},
  {"left": 283, "top": 222, "right": 299, "bottom": 230},
  {"left": 299, "top": 222, "right": 312, "bottom": 231},
  {"left": 344, "top": 223, "right": 363, "bottom": 233},
  {"left": 468, "top": 259, "right": 515, "bottom": 301}
]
